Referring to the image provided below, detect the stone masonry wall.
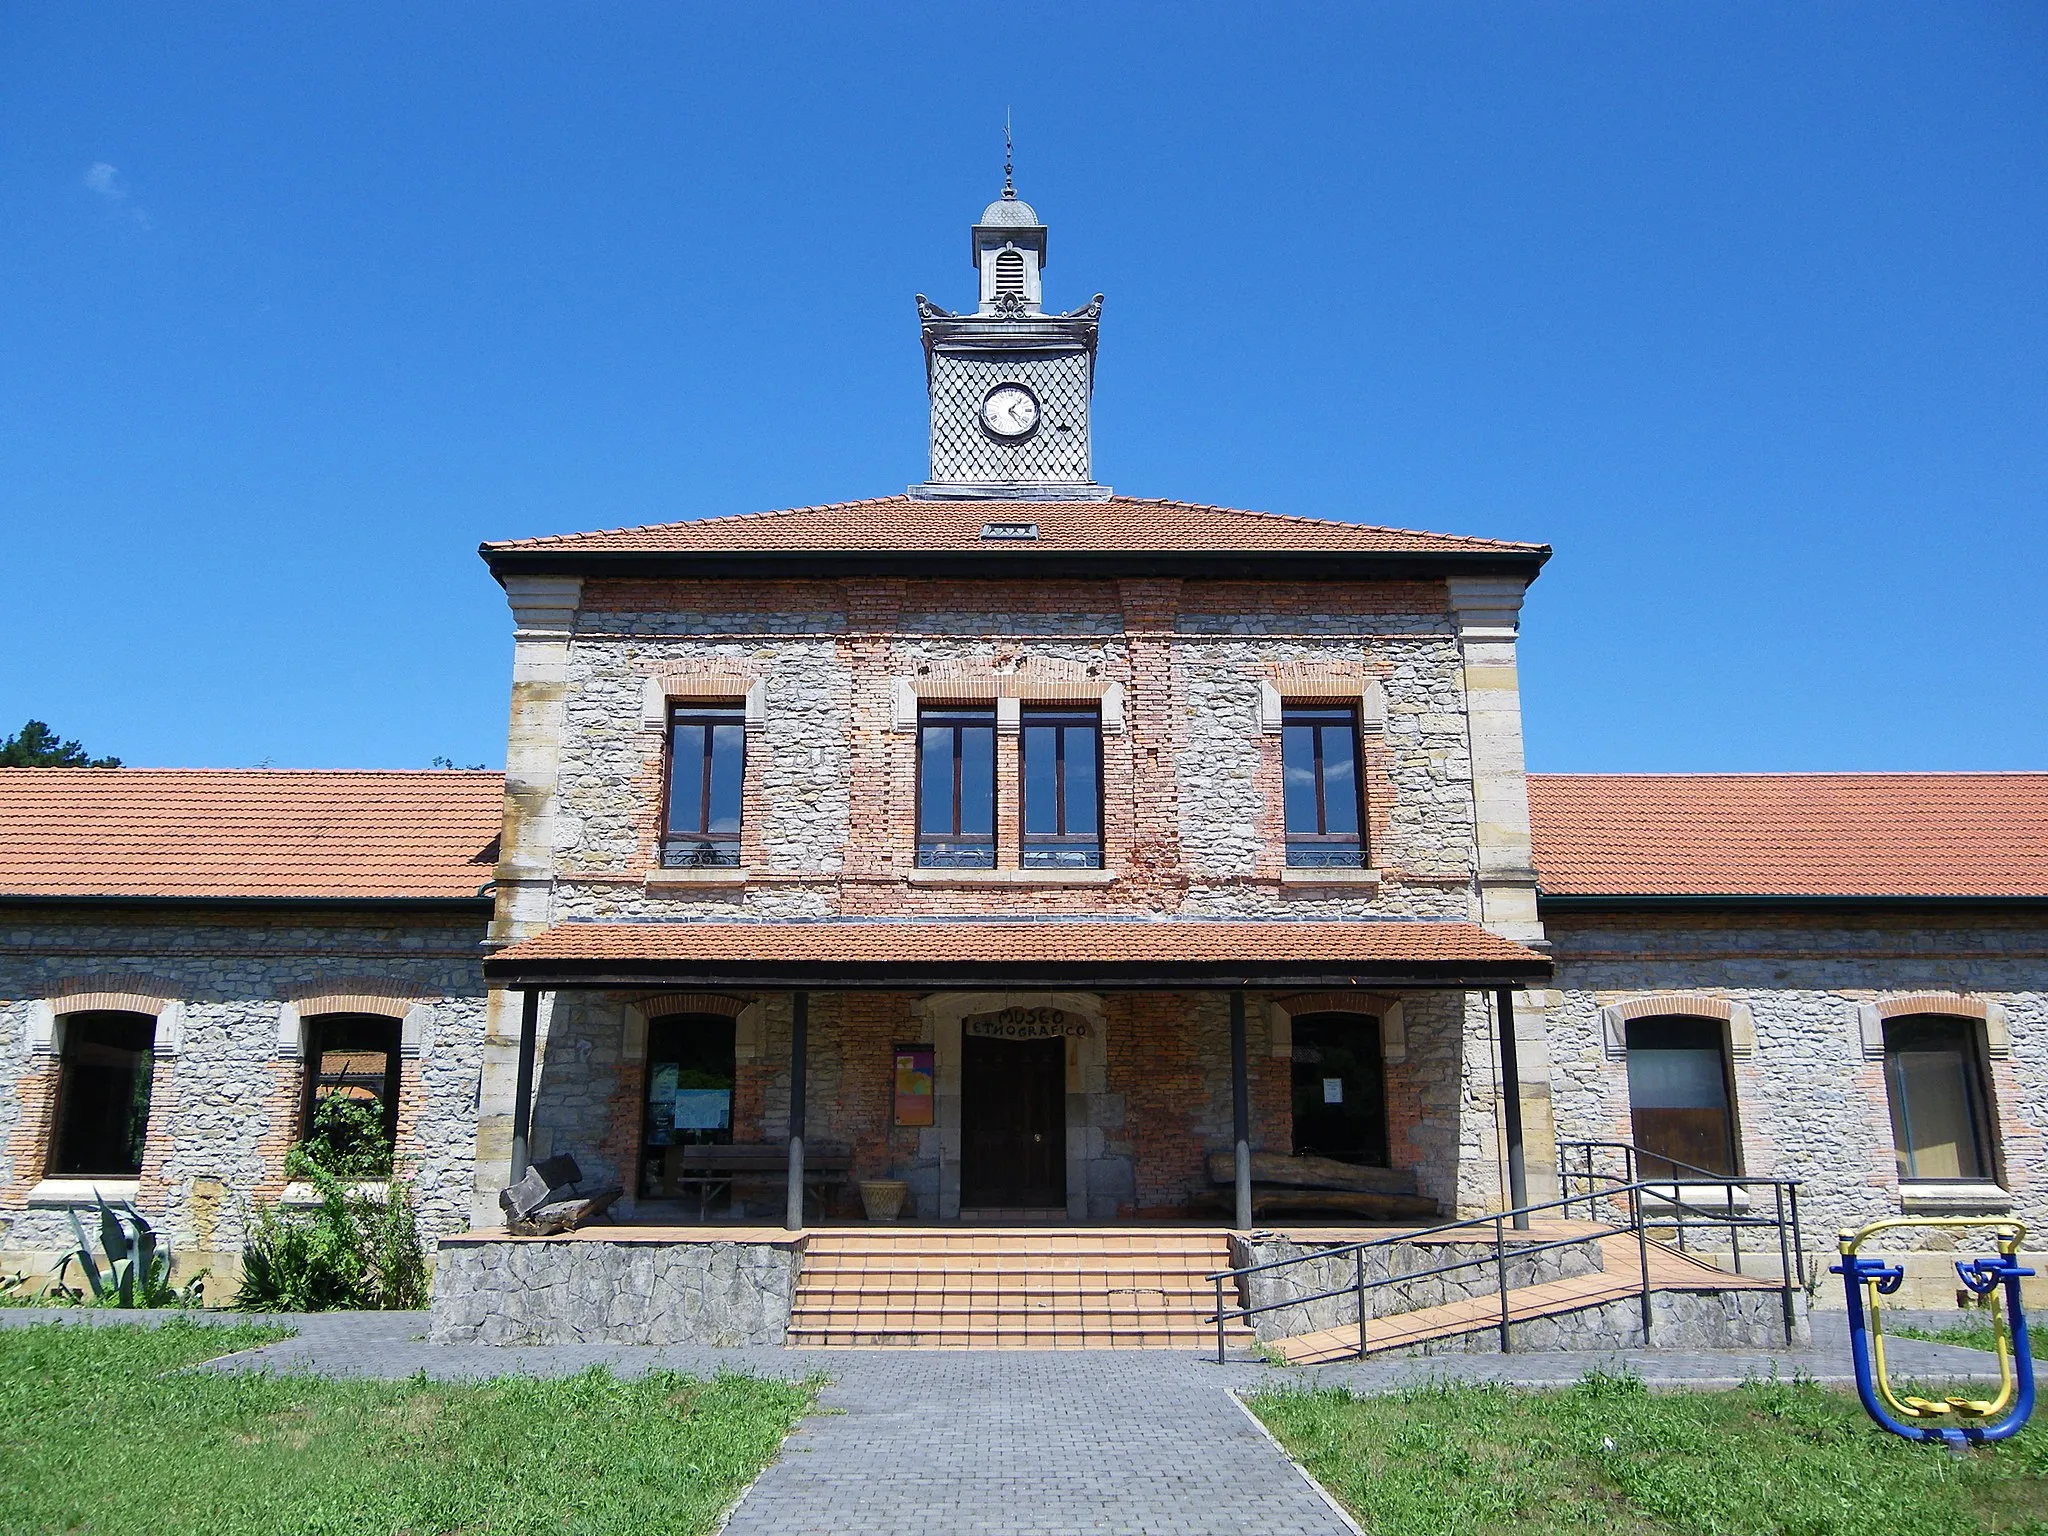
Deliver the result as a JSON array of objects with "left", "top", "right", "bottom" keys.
[
  {"left": 0, "top": 906, "right": 487, "bottom": 1284},
  {"left": 1541, "top": 908, "right": 2048, "bottom": 1304}
]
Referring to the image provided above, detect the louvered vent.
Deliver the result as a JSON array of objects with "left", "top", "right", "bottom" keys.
[{"left": 994, "top": 249, "right": 1026, "bottom": 295}]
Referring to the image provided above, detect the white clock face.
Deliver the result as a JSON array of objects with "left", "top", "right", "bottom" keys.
[{"left": 980, "top": 383, "right": 1040, "bottom": 440}]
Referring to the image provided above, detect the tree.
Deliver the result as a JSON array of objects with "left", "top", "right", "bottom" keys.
[{"left": 0, "top": 720, "right": 121, "bottom": 768}]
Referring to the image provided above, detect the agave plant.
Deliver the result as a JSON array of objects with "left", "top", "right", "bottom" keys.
[{"left": 59, "top": 1192, "right": 202, "bottom": 1308}]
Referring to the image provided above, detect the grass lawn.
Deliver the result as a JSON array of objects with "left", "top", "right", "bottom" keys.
[
  {"left": 1895, "top": 1318, "right": 2048, "bottom": 1361},
  {"left": 0, "top": 1320, "right": 815, "bottom": 1536},
  {"left": 1252, "top": 1373, "right": 2048, "bottom": 1535}
]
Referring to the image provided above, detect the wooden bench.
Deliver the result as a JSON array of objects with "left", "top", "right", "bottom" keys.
[
  {"left": 1204, "top": 1150, "right": 1442, "bottom": 1222},
  {"left": 656, "top": 1142, "right": 853, "bottom": 1222}
]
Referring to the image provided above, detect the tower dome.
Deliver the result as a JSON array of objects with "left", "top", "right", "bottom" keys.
[{"left": 979, "top": 194, "right": 1041, "bottom": 227}]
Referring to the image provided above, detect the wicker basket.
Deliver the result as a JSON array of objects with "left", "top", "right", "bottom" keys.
[{"left": 858, "top": 1179, "right": 909, "bottom": 1222}]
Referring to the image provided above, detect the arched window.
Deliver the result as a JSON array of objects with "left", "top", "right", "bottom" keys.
[
  {"left": 48, "top": 1010, "right": 156, "bottom": 1177},
  {"left": 639, "top": 1012, "right": 738, "bottom": 1201},
  {"left": 994, "top": 248, "right": 1026, "bottom": 295},
  {"left": 1290, "top": 1011, "right": 1386, "bottom": 1167},
  {"left": 1883, "top": 1014, "right": 1995, "bottom": 1183},
  {"left": 300, "top": 1014, "right": 401, "bottom": 1176},
  {"left": 1624, "top": 1016, "right": 1737, "bottom": 1178}
]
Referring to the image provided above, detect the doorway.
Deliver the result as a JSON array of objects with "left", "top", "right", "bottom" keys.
[
  {"left": 960, "top": 1031, "right": 1067, "bottom": 1210},
  {"left": 1290, "top": 1011, "right": 1389, "bottom": 1166}
]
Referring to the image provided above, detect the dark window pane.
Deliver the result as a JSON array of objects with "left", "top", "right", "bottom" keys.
[
  {"left": 1064, "top": 724, "right": 1099, "bottom": 836},
  {"left": 1281, "top": 724, "right": 1319, "bottom": 833},
  {"left": 640, "top": 1012, "right": 738, "bottom": 1204},
  {"left": 668, "top": 721, "right": 708, "bottom": 835},
  {"left": 1318, "top": 727, "right": 1360, "bottom": 837},
  {"left": 50, "top": 1011, "right": 154, "bottom": 1177},
  {"left": 1022, "top": 725, "right": 1059, "bottom": 835},
  {"left": 706, "top": 722, "right": 745, "bottom": 834},
  {"left": 299, "top": 1014, "right": 400, "bottom": 1176},
  {"left": 1625, "top": 1016, "right": 1735, "bottom": 1177},
  {"left": 1884, "top": 1016, "right": 1991, "bottom": 1182},
  {"left": 958, "top": 723, "right": 995, "bottom": 837},
  {"left": 919, "top": 724, "right": 953, "bottom": 834},
  {"left": 1289, "top": 1012, "right": 1387, "bottom": 1166}
]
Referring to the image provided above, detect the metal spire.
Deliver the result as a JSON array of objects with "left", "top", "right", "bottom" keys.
[{"left": 1003, "top": 109, "right": 1015, "bottom": 198}]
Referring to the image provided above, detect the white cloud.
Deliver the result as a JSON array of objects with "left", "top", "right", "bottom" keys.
[{"left": 82, "top": 161, "right": 150, "bottom": 228}]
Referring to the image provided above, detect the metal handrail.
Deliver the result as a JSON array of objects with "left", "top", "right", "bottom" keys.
[
  {"left": 1205, "top": 1164, "right": 1804, "bottom": 1364},
  {"left": 1557, "top": 1139, "right": 1807, "bottom": 1283}
]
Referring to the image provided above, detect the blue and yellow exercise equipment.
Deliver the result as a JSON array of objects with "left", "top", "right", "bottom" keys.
[{"left": 1833, "top": 1216, "right": 2034, "bottom": 1445}]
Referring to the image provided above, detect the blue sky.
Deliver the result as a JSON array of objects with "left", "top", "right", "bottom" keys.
[{"left": 3, "top": 4, "right": 2042, "bottom": 773}]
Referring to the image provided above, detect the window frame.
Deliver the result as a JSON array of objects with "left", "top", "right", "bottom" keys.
[
  {"left": 298, "top": 1013, "right": 403, "bottom": 1161},
  {"left": 1882, "top": 1013, "right": 1999, "bottom": 1185},
  {"left": 638, "top": 1011, "right": 740, "bottom": 1203},
  {"left": 1281, "top": 704, "right": 1367, "bottom": 869},
  {"left": 46, "top": 1010, "right": 157, "bottom": 1179},
  {"left": 1020, "top": 706, "right": 1103, "bottom": 870},
  {"left": 1623, "top": 1014, "right": 1740, "bottom": 1180},
  {"left": 916, "top": 705, "right": 998, "bottom": 869},
  {"left": 662, "top": 700, "right": 747, "bottom": 869}
]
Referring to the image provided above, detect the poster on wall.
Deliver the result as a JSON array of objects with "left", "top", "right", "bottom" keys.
[{"left": 894, "top": 1045, "right": 935, "bottom": 1127}]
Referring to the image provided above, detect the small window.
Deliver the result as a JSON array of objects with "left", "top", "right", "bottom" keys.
[
  {"left": 1884, "top": 1015, "right": 1995, "bottom": 1183},
  {"left": 917, "top": 706, "right": 996, "bottom": 869},
  {"left": 1290, "top": 1012, "right": 1388, "bottom": 1166},
  {"left": 300, "top": 1015, "right": 401, "bottom": 1176},
  {"left": 48, "top": 1011, "right": 156, "bottom": 1177},
  {"left": 1282, "top": 706, "right": 1365, "bottom": 868},
  {"left": 639, "top": 1013, "right": 738, "bottom": 1202},
  {"left": 664, "top": 702, "right": 746, "bottom": 868},
  {"left": 1625, "top": 1016, "right": 1737, "bottom": 1178},
  {"left": 1021, "top": 708, "right": 1102, "bottom": 869}
]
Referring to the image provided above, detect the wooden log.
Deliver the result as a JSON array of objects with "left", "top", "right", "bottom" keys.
[
  {"left": 1205, "top": 1151, "right": 1419, "bottom": 1196},
  {"left": 1200, "top": 1185, "right": 1441, "bottom": 1221}
]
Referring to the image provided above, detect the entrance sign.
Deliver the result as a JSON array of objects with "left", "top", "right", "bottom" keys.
[
  {"left": 965, "top": 1007, "right": 1091, "bottom": 1041},
  {"left": 894, "top": 1044, "right": 935, "bottom": 1127}
]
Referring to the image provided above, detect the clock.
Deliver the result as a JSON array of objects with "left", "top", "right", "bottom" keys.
[{"left": 980, "top": 383, "right": 1040, "bottom": 440}]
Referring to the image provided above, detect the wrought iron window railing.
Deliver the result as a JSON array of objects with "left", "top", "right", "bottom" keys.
[
  {"left": 661, "top": 835, "right": 742, "bottom": 869},
  {"left": 916, "top": 836, "right": 997, "bottom": 870},
  {"left": 1285, "top": 835, "right": 1365, "bottom": 869}
]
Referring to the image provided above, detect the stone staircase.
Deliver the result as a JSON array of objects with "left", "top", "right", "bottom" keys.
[
  {"left": 787, "top": 1228, "right": 1257, "bottom": 1349},
  {"left": 1267, "top": 1232, "right": 1795, "bottom": 1363}
]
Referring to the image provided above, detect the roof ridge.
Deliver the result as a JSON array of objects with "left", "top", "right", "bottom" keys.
[{"left": 0, "top": 767, "right": 503, "bottom": 778}]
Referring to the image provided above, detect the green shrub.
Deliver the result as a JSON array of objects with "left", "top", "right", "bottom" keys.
[
  {"left": 234, "top": 1131, "right": 429, "bottom": 1311},
  {"left": 295, "top": 1093, "right": 394, "bottom": 1180},
  {"left": 52, "top": 1194, "right": 204, "bottom": 1308}
]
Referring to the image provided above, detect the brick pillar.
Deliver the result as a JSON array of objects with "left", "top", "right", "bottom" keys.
[
  {"left": 1118, "top": 579, "right": 1186, "bottom": 913},
  {"left": 841, "top": 578, "right": 905, "bottom": 911}
]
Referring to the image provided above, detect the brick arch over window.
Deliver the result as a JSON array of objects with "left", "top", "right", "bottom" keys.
[
  {"left": 621, "top": 993, "right": 763, "bottom": 1064},
  {"left": 277, "top": 984, "right": 434, "bottom": 1059},
  {"left": 1266, "top": 991, "right": 1405, "bottom": 1063},
  {"left": 30, "top": 978, "right": 183, "bottom": 1057},
  {"left": 1856, "top": 992, "right": 2010, "bottom": 1061},
  {"left": 1598, "top": 993, "right": 1755, "bottom": 1062},
  {"left": 638, "top": 668, "right": 765, "bottom": 732}
]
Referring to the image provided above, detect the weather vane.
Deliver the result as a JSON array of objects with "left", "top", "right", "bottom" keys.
[{"left": 1003, "top": 109, "right": 1014, "bottom": 198}]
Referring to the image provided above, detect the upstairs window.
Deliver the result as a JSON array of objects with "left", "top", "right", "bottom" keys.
[
  {"left": 664, "top": 702, "right": 745, "bottom": 868},
  {"left": 1282, "top": 705, "right": 1365, "bottom": 868},
  {"left": 918, "top": 706, "right": 997, "bottom": 868},
  {"left": 48, "top": 1011, "right": 155, "bottom": 1178},
  {"left": 1625, "top": 1016, "right": 1737, "bottom": 1179},
  {"left": 300, "top": 1014, "right": 401, "bottom": 1177},
  {"left": 1884, "top": 1015, "right": 1995, "bottom": 1183},
  {"left": 1021, "top": 707, "right": 1102, "bottom": 869}
]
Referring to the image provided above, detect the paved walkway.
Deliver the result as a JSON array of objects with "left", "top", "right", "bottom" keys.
[{"left": 2, "top": 1309, "right": 2019, "bottom": 1536}]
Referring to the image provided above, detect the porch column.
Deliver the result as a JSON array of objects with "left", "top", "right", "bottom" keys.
[
  {"left": 785, "top": 990, "right": 808, "bottom": 1232},
  {"left": 1495, "top": 987, "right": 1529, "bottom": 1229},
  {"left": 1230, "top": 990, "right": 1252, "bottom": 1230},
  {"left": 509, "top": 987, "right": 541, "bottom": 1182}
]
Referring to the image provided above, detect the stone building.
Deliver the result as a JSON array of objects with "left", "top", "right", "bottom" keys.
[{"left": 1, "top": 184, "right": 2042, "bottom": 1320}]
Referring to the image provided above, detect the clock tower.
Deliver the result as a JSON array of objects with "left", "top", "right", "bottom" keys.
[{"left": 910, "top": 179, "right": 1109, "bottom": 500}]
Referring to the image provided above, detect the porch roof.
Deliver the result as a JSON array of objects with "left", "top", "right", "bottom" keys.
[{"left": 483, "top": 918, "right": 1551, "bottom": 991}]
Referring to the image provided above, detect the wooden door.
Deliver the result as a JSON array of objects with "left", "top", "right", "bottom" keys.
[{"left": 960, "top": 1032, "right": 1067, "bottom": 1209}]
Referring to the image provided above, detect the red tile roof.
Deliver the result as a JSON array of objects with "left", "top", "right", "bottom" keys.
[
  {"left": 485, "top": 919, "right": 1548, "bottom": 984},
  {"left": 0, "top": 769, "right": 502, "bottom": 901},
  {"left": 482, "top": 496, "right": 1545, "bottom": 557},
  {"left": 1529, "top": 773, "right": 2048, "bottom": 899}
]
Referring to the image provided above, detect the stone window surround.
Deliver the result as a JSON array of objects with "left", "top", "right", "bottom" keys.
[
  {"left": 1254, "top": 666, "right": 1389, "bottom": 737},
  {"left": 888, "top": 666, "right": 1127, "bottom": 735},
  {"left": 25, "top": 985, "right": 183, "bottom": 1207},
  {"left": 276, "top": 991, "right": 434, "bottom": 1060},
  {"left": 1857, "top": 993, "right": 2013, "bottom": 1210},
  {"left": 1265, "top": 991, "right": 1407, "bottom": 1064},
  {"left": 914, "top": 991, "right": 1112, "bottom": 1221},
  {"left": 638, "top": 668, "right": 766, "bottom": 733},
  {"left": 1597, "top": 994, "right": 1756, "bottom": 1062},
  {"left": 618, "top": 993, "right": 765, "bottom": 1065}
]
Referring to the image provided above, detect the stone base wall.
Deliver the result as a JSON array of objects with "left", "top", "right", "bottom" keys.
[
  {"left": 429, "top": 1235, "right": 801, "bottom": 1345},
  {"left": 1371, "top": 1286, "right": 1809, "bottom": 1356},
  {"left": 1232, "top": 1229, "right": 1607, "bottom": 1342}
]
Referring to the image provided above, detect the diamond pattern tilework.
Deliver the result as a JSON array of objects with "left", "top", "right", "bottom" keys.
[{"left": 929, "top": 349, "right": 1093, "bottom": 484}]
